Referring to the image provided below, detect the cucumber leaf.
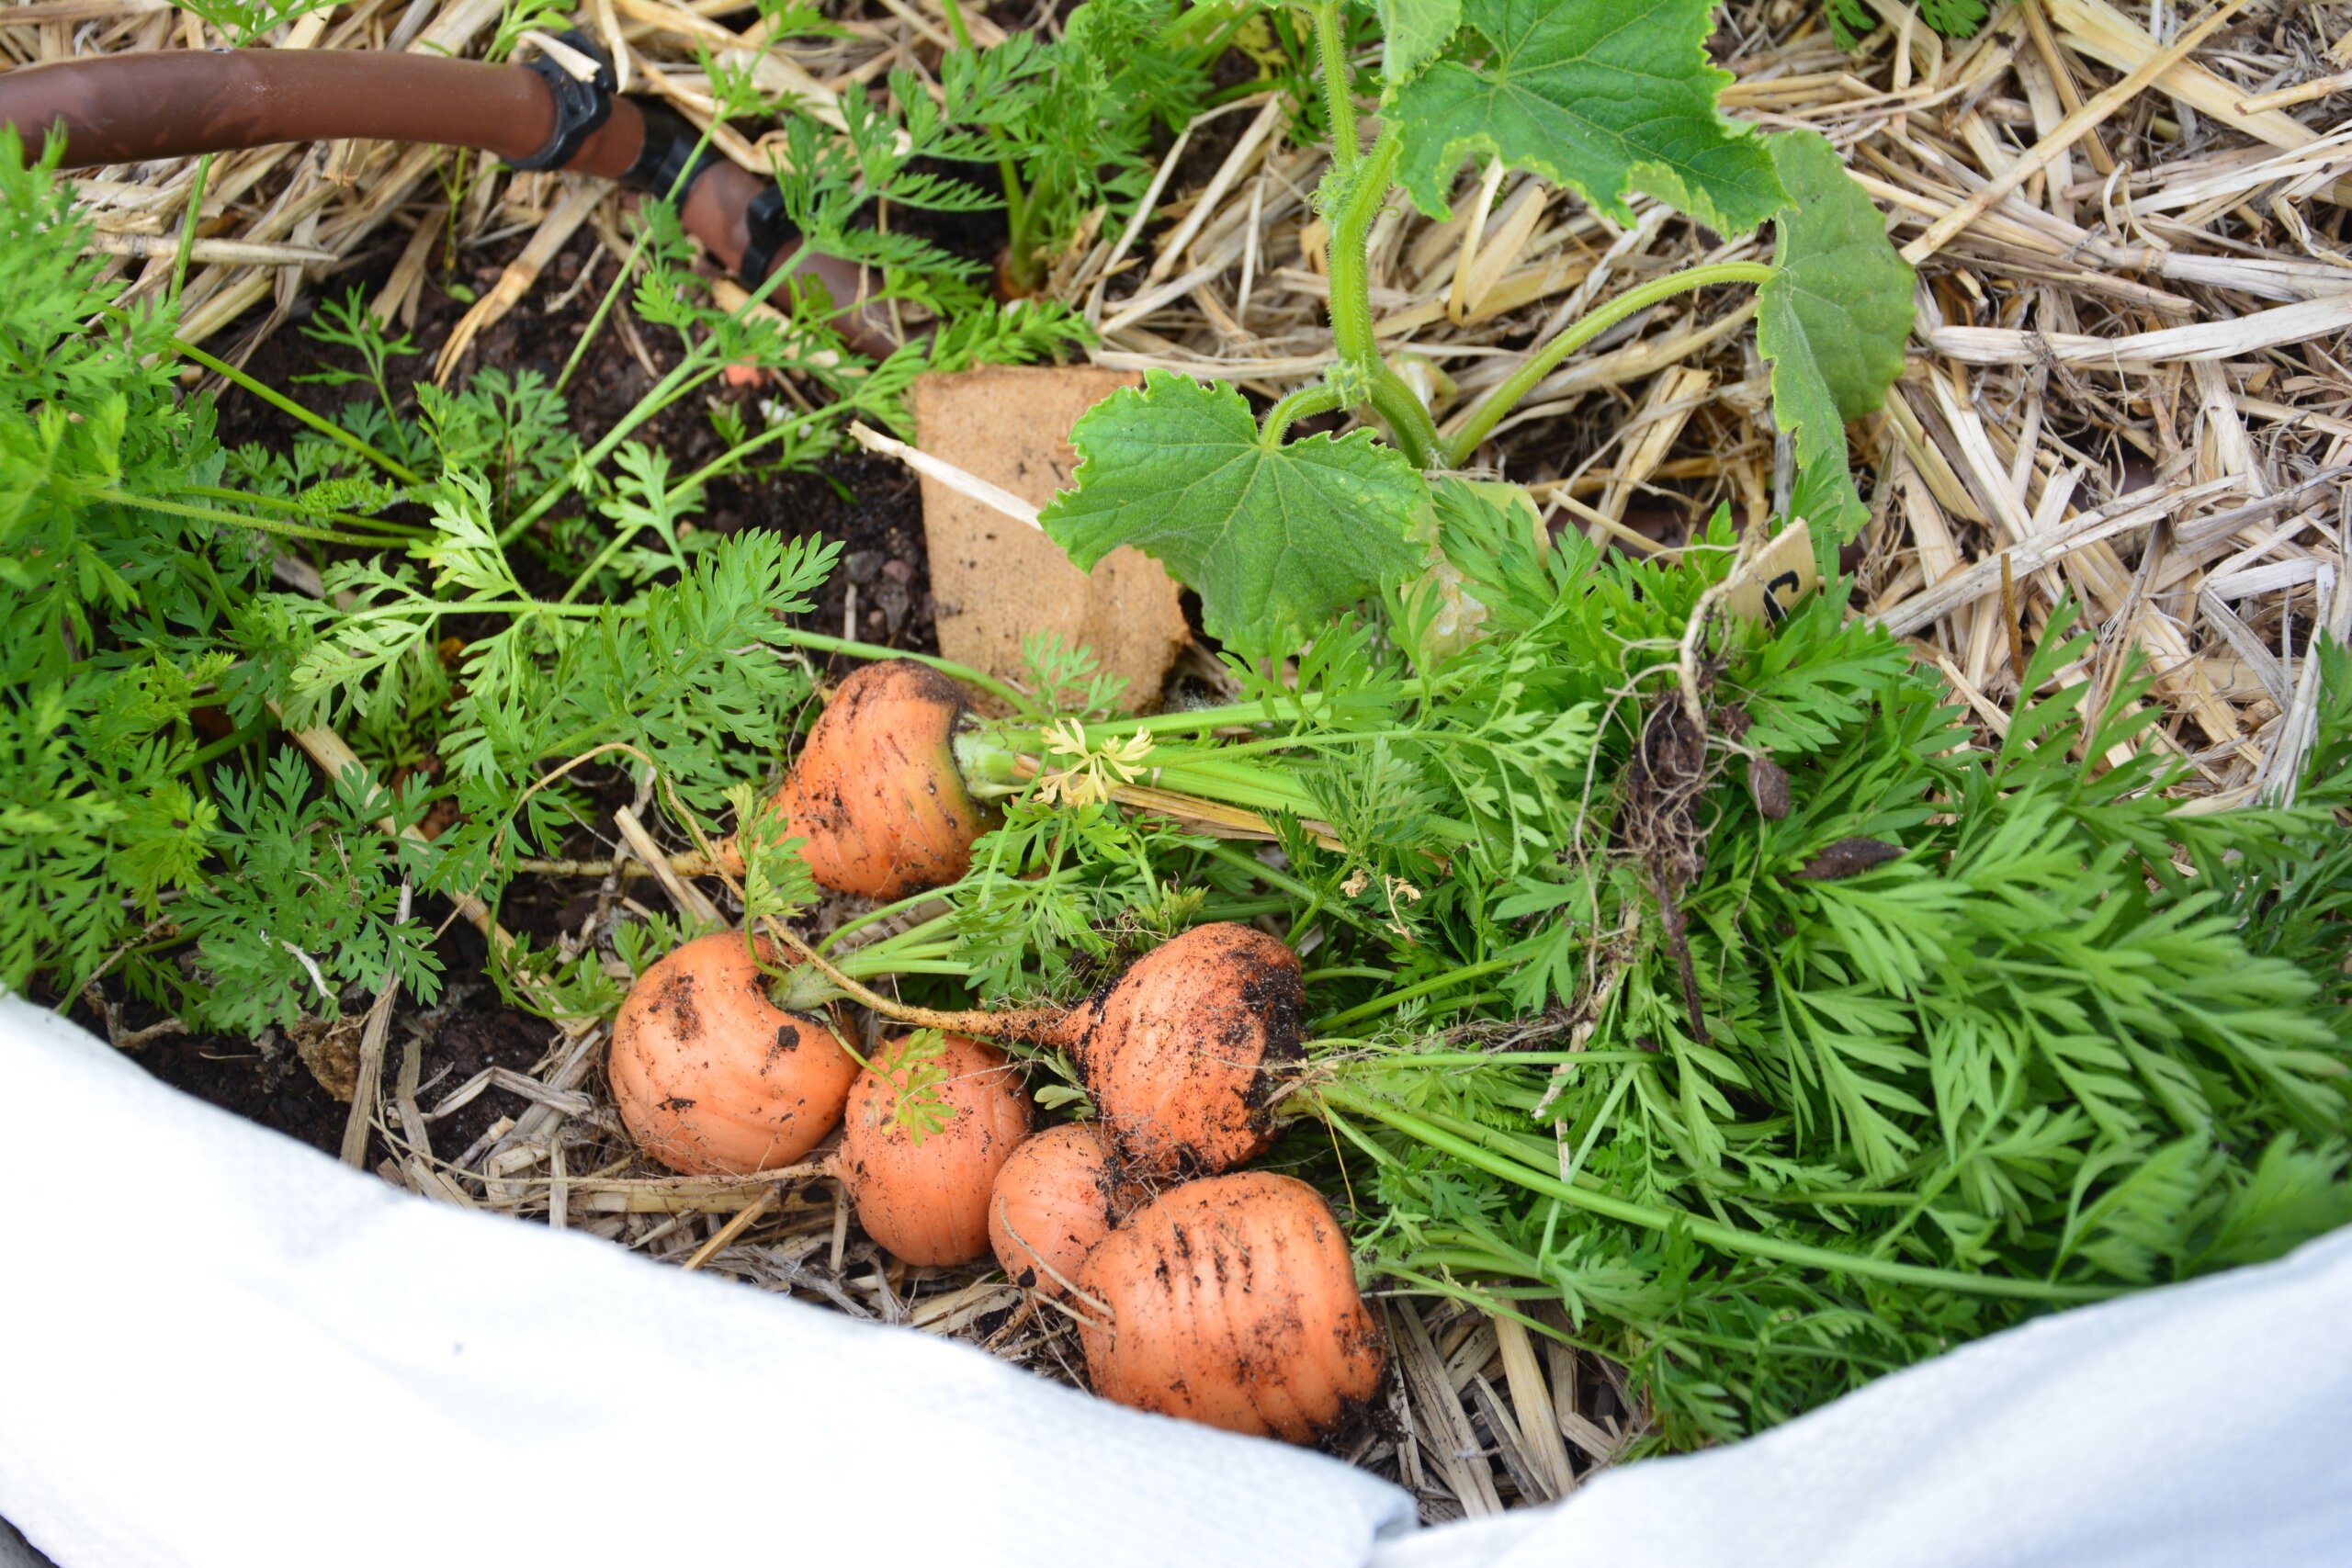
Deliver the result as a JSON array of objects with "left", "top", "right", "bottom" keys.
[
  {"left": 1377, "top": 0, "right": 1461, "bottom": 96},
  {"left": 1389, "top": 0, "right": 1783, "bottom": 232},
  {"left": 1757, "top": 129, "right": 1915, "bottom": 543},
  {"left": 1040, "top": 371, "right": 1427, "bottom": 655}
]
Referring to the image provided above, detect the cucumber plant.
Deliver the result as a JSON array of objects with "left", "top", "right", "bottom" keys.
[{"left": 1041, "top": 0, "right": 1916, "bottom": 661}]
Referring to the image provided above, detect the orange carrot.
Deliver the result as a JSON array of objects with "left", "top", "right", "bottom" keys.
[
  {"left": 775, "top": 921, "right": 1306, "bottom": 1174},
  {"left": 1077, "top": 1171, "right": 1387, "bottom": 1442},
  {"left": 718, "top": 659, "right": 989, "bottom": 899},
  {"left": 842, "top": 1032, "right": 1033, "bottom": 1266},
  {"left": 609, "top": 931, "right": 858, "bottom": 1176},
  {"left": 988, "top": 1122, "right": 1148, "bottom": 1298},
  {"left": 1065, "top": 923, "right": 1303, "bottom": 1177}
]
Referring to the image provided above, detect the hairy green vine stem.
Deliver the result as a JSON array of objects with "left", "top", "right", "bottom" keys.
[
  {"left": 1322, "top": 136, "right": 1396, "bottom": 383},
  {"left": 1442, "top": 259, "right": 1775, "bottom": 467},
  {"left": 1261, "top": 383, "right": 1344, "bottom": 445},
  {"left": 1367, "top": 369, "right": 1440, "bottom": 468},
  {"left": 1309, "top": 1, "right": 1358, "bottom": 173},
  {"left": 1318, "top": 136, "right": 1441, "bottom": 466}
]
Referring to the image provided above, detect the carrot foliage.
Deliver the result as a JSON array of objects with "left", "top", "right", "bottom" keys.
[{"left": 0, "top": 79, "right": 1085, "bottom": 1032}]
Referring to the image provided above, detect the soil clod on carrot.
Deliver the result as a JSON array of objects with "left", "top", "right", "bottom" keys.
[{"left": 1063, "top": 923, "right": 1304, "bottom": 1179}]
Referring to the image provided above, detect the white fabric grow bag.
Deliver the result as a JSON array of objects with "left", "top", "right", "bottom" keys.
[{"left": 0, "top": 995, "right": 2346, "bottom": 1568}]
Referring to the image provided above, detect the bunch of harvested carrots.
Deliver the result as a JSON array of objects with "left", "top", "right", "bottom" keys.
[{"left": 607, "top": 660, "right": 1387, "bottom": 1444}]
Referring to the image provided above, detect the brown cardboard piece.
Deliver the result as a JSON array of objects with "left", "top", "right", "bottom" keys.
[
  {"left": 1726, "top": 518, "right": 1821, "bottom": 625},
  {"left": 912, "top": 366, "right": 1189, "bottom": 714}
]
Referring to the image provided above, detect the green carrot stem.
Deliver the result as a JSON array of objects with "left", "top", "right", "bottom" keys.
[
  {"left": 1374, "top": 1264, "right": 1569, "bottom": 1341},
  {"left": 503, "top": 249, "right": 809, "bottom": 545},
  {"left": 331, "top": 598, "right": 604, "bottom": 623},
  {"left": 1318, "top": 1086, "right": 2115, "bottom": 1303},
  {"left": 85, "top": 489, "right": 417, "bottom": 549},
  {"left": 1079, "top": 690, "right": 1340, "bottom": 739},
  {"left": 937, "top": 0, "right": 1032, "bottom": 282},
  {"left": 769, "top": 629, "right": 1029, "bottom": 709},
  {"left": 180, "top": 484, "right": 428, "bottom": 537},
  {"left": 1341, "top": 1049, "right": 1658, "bottom": 1068},
  {"left": 1317, "top": 954, "right": 1520, "bottom": 1030},
  {"left": 818, "top": 889, "right": 958, "bottom": 953},
  {"left": 170, "top": 153, "right": 211, "bottom": 306},
  {"left": 559, "top": 225, "right": 656, "bottom": 399},
  {"left": 176, "top": 719, "right": 267, "bottom": 776},
  {"left": 1193, "top": 840, "right": 1394, "bottom": 941},
  {"left": 557, "top": 410, "right": 854, "bottom": 605},
  {"left": 1140, "top": 756, "right": 1322, "bottom": 815},
  {"left": 171, "top": 337, "right": 424, "bottom": 486}
]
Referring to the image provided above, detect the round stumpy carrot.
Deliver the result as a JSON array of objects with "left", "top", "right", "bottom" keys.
[
  {"left": 1064, "top": 923, "right": 1304, "bottom": 1177},
  {"left": 1077, "top": 1172, "right": 1387, "bottom": 1443},
  {"left": 610, "top": 931, "right": 858, "bottom": 1176},
  {"left": 843, "top": 1032, "right": 1033, "bottom": 1267},
  {"left": 719, "top": 660, "right": 989, "bottom": 899},
  {"left": 989, "top": 1122, "right": 1148, "bottom": 1298}
]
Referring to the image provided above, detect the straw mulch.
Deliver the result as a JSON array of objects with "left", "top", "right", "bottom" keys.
[{"left": 19, "top": 0, "right": 2352, "bottom": 1519}]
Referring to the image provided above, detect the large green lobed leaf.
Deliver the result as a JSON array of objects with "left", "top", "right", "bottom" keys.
[
  {"left": 1376, "top": 0, "right": 1462, "bottom": 95},
  {"left": 1757, "top": 129, "right": 1915, "bottom": 535},
  {"left": 1039, "top": 371, "right": 1427, "bottom": 654},
  {"left": 1389, "top": 0, "right": 1784, "bottom": 232}
]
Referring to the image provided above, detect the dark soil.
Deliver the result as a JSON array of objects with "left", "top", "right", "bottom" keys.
[
  {"left": 217, "top": 220, "right": 941, "bottom": 654},
  {"left": 129, "top": 1020, "right": 355, "bottom": 1155},
  {"left": 65, "top": 927, "right": 552, "bottom": 1168}
]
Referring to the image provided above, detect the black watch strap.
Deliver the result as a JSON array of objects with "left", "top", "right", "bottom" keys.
[
  {"left": 738, "top": 185, "right": 800, "bottom": 289},
  {"left": 619, "top": 103, "right": 724, "bottom": 199},
  {"left": 510, "top": 30, "right": 616, "bottom": 173}
]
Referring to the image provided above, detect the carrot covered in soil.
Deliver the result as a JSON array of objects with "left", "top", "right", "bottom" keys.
[
  {"left": 609, "top": 931, "right": 859, "bottom": 1176},
  {"left": 1077, "top": 1171, "right": 1388, "bottom": 1443},
  {"left": 842, "top": 1032, "right": 1034, "bottom": 1266},
  {"left": 1068, "top": 923, "right": 1303, "bottom": 1178},
  {"left": 717, "top": 659, "right": 990, "bottom": 899},
  {"left": 988, "top": 1122, "right": 1148, "bottom": 1298},
  {"left": 784, "top": 921, "right": 1306, "bottom": 1178}
]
